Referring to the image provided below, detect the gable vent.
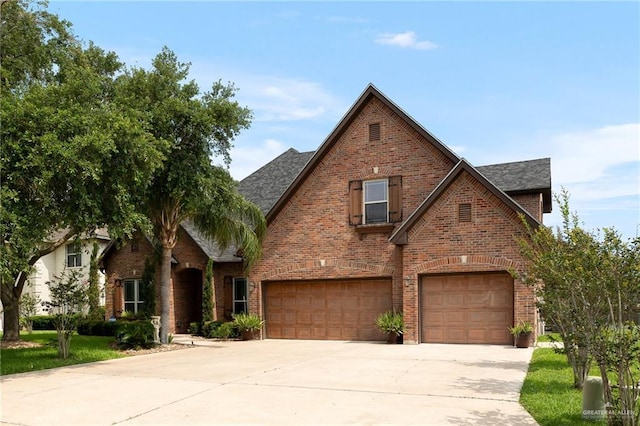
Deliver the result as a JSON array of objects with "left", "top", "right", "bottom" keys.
[
  {"left": 369, "top": 123, "right": 381, "bottom": 141},
  {"left": 459, "top": 203, "right": 472, "bottom": 223}
]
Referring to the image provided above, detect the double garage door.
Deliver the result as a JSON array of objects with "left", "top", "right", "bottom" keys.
[
  {"left": 421, "top": 272, "right": 514, "bottom": 345},
  {"left": 264, "top": 279, "right": 392, "bottom": 341},
  {"left": 263, "top": 273, "right": 513, "bottom": 344}
]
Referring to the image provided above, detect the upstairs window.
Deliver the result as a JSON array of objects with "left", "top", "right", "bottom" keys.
[
  {"left": 364, "top": 180, "right": 388, "bottom": 224},
  {"left": 349, "top": 176, "right": 402, "bottom": 226},
  {"left": 66, "top": 243, "right": 82, "bottom": 268}
]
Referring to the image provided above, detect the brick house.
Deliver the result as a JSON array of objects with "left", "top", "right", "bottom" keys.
[
  {"left": 246, "top": 85, "right": 550, "bottom": 345},
  {"left": 103, "top": 84, "right": 551, "bottom": 344},
  {"left": 102, "top": 223, "right": 245, "bottom": 334}
]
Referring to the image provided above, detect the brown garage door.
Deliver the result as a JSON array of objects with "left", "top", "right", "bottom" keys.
[
  {"left": 420, "top": 272, "right": 513, "bottom": 344},
  {"left": 264, "top": 279, "right": 392, "bottom": 341}
]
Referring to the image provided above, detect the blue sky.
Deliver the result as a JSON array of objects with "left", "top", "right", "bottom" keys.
[{"left": 50, "top": 1, "right": 640, "bottom": 240}]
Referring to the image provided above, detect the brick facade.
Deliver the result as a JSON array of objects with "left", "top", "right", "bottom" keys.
[
  {"left": 248, "top": 89, "right": 545, "bottom": 344},
  {"left": 103, "top": 227, "right": 243, "bottom": 334}
]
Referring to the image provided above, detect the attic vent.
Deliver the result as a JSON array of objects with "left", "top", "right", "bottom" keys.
[
  {"left": 369, "top": 123, "right": 381, "bottom": 141},
  {"left": 459, "top": 203, "right": 472, "bottom": 223}
]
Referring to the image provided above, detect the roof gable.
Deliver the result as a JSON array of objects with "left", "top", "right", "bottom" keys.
[
  {"left": 265, "top": 84, "right": 460, "bottom": 223},
  {"left": 389, "top": 159, "right": 542, "bottom": 245}
]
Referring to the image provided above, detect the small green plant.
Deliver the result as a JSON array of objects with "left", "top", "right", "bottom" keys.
[
  {"left": 19, "top": 292, "right": 41, "bottom": 334},
  {"left": 375, "top": 311, "right": 404, "bottom": 335},
  {"left": 212, "top": 321, "right": 238, "bottom": 339},
  {"left": 188, "top": 321, "right": 202, "bottom": 336},
  {"left": 509, "top": 321, "right": 534, "bottom": 336},
  {"left": 202, "top": 320, "right": 224, "bottom": 338},
  {"left": 115, "top": 321, "right": 155, "bottom": 349},
  {"left": 232, "top": 312, "right": 264, "bottom": 332}
]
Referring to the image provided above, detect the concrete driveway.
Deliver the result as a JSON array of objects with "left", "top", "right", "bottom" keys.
[{"left": 1, "top": 339, "right": 536, "bottom": 426}]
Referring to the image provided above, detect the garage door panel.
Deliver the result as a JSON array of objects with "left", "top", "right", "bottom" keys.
[
  {"left": 421, "top": 273, "right": 513, "bottom": 345},
  {"left": 265, "top": 279, "right": 391, "bottom": 341}
]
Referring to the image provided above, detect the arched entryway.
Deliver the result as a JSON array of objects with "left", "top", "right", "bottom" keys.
[{"left": 173, "top": 268, "right": 203, "bottom": 333}]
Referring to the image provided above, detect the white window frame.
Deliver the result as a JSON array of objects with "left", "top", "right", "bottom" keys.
[
  {"left": 363, "top": 179, "right": 389, "bottom": 224},
  {"left": 124, "top": 279, "right": 143, "bottom": 314},
  {"left": 233, "top": 277, "right": 248, "bottom": 315},
  {"left": 66, "top": 242, "right": 82, "bottom": 268}
]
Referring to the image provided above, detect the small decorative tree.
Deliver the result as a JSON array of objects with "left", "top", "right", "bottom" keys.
[
  {"left": 19, "top": 292, "right": 41, "bottom": 334},
  {"left": 139, "top": 254, "right": 157, "bottom": 319},
  {"left": 43, "top": 269, "right": 88, "bottom": 359}
]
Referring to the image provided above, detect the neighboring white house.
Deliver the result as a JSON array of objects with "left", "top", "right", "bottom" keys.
[{"left": 25, "top": 229, "right": 111, "bottom": 315}]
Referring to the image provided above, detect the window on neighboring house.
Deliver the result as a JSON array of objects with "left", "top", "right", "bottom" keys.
[
  {"left": 364, "top": 179, "right": 388, "bottom": 224},
  {"left": 124, "top": 279, "right": 143, "bottom": 314},
  {"left": 349, "top": 176, "right": 402, "bottom": 226},
  {"left": 66, "top": 243, "right": 82, "bottom": 268},
  {"left": 233, "top": 277, "right": 248, "bottom": 314}
]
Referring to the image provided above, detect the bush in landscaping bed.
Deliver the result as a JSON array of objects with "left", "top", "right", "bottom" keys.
[
  {"left": 201, "top": 320, "right": 224, "bottom": 338},
  {"left": 115, "top": 320, "right": 155, "bottom": 349},
  {"left": 211, "top": 321, "right": 238, "bottom": 339},
  {"left": 188, "top": 321, "right": 202, "bottom": 336}
]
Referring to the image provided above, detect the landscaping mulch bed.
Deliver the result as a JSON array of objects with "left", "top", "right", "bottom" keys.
[{"left": 1, "top": 339, "right": 192, "bottom": 356}]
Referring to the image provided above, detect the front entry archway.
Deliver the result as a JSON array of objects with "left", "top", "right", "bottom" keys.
[{"left": 173, "top": 268, "right": 203, "bottom": 333}]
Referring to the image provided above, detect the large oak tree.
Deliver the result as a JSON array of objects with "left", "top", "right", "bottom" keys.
[{"left": 1, "top": 0, "right": 164, "bottom": 341}]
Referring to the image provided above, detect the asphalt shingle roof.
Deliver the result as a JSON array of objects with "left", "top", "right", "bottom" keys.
[
  {"left": 181, "top": 221, "right": 241, "bottom": 263},
  {"left": 476, "top": 158, "right": 551, "bottom": 193},
  {"left": 237, "top": 148, "right": 315, "bottom": 214}
]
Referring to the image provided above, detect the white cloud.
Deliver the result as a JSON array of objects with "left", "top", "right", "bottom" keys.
[
  {"left": 375, "top": 31, "right": 438, "bottom": 50},
  {"left": 549, "top": 123, "right": 639, "bottom": 187},
  {"left": 217, "top": 138, "right": 288, "bottom": 181}
]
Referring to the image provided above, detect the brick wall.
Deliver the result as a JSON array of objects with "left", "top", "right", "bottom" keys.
[
  {"left": 104, "top": 227, "right": 244, "bottom": 333},
  {"left": 249, "top": 95, "right": 543, "bottom": 344}
]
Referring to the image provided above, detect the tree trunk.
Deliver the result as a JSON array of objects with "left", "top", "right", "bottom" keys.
[
  {"left": 159, "top": 244, "right": 172, "bottom": 344},
  {"left": 2, "top": 285, "right": 20, "bottom": 342},
  {"left": 1, "top": 285, "right": 20, "bottom": 341}
]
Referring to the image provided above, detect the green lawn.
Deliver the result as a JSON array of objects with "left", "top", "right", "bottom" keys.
[
  {"left": 0, "top": 331, "right": 124, "bottom": 375},
  {"left": 537, "top": 332, "right": 562, "bottom": 342},
  {"left": 520, "top": 348, "right": 605, "bottom": 426}
]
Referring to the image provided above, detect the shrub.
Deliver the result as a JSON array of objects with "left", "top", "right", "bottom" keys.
[
  {"left": 202, "top": 320, "right": 224, "bottom": 338},
  {"left": 77, "top": 319, "right": 118, "bottom": 336},
  {"left": 31, "top": 315, "right": 55, "bottom": 330},
  {"left": 188, "top": 321, "right": 202, "bottom": 336},
  {"left": 115, "top": 320, "right": 155, "bottom": 349},
  {"left": 211, "top": 322, "right": 238, "bottom": 339}
]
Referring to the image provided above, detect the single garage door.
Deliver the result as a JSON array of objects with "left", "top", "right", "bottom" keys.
[
  {"left": 420, "top": 272, "right": 513, "bottom": 344},
  {"left": 264, "top": 279, "right": 392, "bottom": 341}
]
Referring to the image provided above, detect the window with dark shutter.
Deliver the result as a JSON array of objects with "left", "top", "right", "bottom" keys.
[
  {"left": 388, "top": 176, "right": 403, "bottom": 223},
  {"left": 369, "top": 123, "right": 380, "bottom": 141},
  {"left": 348, "top": 180, "right": 363, "bottom": 225},
  {"left": 459, "top": 203, "right": 472, "bottom": 223}
]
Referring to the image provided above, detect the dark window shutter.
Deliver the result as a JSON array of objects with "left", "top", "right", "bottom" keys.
[
  {"left": 388, "top": 176, "right": 403, "bottom": 223},
  {"left": 459, "top": 203, "right": 472, "bottom": 222},
  {"left": 369, "top": 123, "right": 380, "bottom": 141},
  {"left": 348, "top": 180, "right": 363, "bottom": 225},
  {"left": 114, "top": 279, "right": 124, "bottom": 318}
]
